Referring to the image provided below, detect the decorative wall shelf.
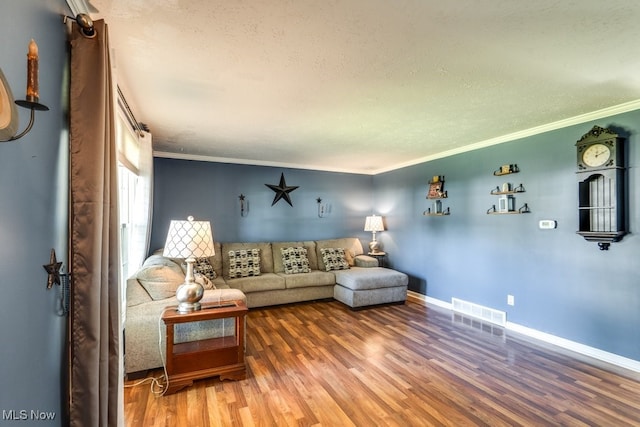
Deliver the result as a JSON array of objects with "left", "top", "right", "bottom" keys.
[
  {"left": 487, "top": 204, "right": 530, "bottom": 214},
  {"left": 487, "top": 165, "right": 530, "bottom": 214},
  {"left": 490, "top": 183, "right": 525, "bottom": 195},
  {"left": 424, "top": 208, "right": 451, "bottom": 217},
  {"left": 424, "top": 175, "right": 450, "bottom": 216}
]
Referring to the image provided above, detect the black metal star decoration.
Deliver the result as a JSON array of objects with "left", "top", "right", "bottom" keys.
[
  {"left": 265, "top": 173, "right": 299, "bottom": 207},
  {"left": 43, "top": 248, "right": 63, "bottom": 289}
]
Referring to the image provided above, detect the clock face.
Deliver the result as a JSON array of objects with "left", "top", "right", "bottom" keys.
[{"left": 582, "top": 143, "right": 611, "bottom": 167}]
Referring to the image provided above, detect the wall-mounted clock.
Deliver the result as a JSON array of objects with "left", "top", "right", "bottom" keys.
[
  {"left": 576, "top": 125, "right": 623, "bottom": 171},
  {"left": 575, "top": 125, "right": 627, "bottom": 250}
]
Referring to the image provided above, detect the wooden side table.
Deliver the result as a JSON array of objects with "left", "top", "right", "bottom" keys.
[
  {"left": 161, "top": 300, "right": 247, "bottom": 395},
  {"left": 368, "top": 251, "right": 387, "bottom": 267}
]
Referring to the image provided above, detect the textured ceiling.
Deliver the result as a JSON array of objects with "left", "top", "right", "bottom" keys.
[{"left": 89, "top": 0, "right": 640, "bottom": 174}]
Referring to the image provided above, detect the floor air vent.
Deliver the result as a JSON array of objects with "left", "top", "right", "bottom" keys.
[{"left": 451, "top": 298, "right": 506, "bottom": 327}]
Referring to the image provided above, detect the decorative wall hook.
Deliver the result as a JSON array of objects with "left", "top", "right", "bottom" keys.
[
  {"left": 43, "top": 249, "right": 70, "bottom": 316},
  {"left": 239, "top": 194, "right": 247, "bottom": 217},
  {"left": 43, "top": 249, "right": 63, "bottom": 289}
]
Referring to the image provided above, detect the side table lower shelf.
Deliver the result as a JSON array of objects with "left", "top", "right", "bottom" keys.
[{"left": 162, "top": 300, "right": 247, "bottom": 395}]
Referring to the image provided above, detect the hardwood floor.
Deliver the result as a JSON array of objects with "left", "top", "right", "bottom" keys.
[{"left": 124, "top": 299, "right": 640, "bottom": 426}]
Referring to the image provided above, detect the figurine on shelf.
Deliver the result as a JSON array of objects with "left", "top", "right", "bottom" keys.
[
  {"left": 493, "top": 164, "right": 519, "bottom": 176},
  {"left": 427, "top": 175, "right": 447, "bottom": 199}
]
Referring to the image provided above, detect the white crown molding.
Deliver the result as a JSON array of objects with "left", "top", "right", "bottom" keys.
[
  {"left": 66, "top": 0, "right": 91, "bottom": 16},
  {"left": 406, "top": 291, "right": 640, "bottom": 374},
  {"left": 373, "top": 99, "right": 640, "bottom": 175},
  {"left": 152, "top": 150, "right": 367, "bottom": 175}
]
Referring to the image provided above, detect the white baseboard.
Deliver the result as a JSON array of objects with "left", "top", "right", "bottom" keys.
[
  {"left": 505, "top": 322, "right": 640, "bottom": 373},
  {"left": 406, "top": 291, "right": 640, "bottom": 374}
]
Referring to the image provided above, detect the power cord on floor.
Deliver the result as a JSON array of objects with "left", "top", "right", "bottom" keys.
[
  {"left": 123, "top": 312, "right": 169, "bottom": 396},
  {"left": 123, "top": 374, "right": 166, "bottom": 395},
  {"left": 156, "top": 310, "right": 170, "bottom": 395}
]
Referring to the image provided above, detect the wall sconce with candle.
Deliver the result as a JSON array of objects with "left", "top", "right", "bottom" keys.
[
  {"left": 317, "top": 197, "right": 325, "bottom": 218},
  {"left": 0, "top": 39, "right": 49, "bottom": 142},
  {"left": 239, "top": 194, "right": 248, "bottom": 217},
  {"left": 317, "top": 197, "right": 331, "bottom": 218}
]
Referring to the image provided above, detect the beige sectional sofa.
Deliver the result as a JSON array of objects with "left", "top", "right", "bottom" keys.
[{"left": 125, "top": 237, "right": 407, "bottom": 375}]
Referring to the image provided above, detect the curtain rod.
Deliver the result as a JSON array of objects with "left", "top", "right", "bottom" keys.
[{"left": 117, "top": 86, "right": 148, "bottom": 134}]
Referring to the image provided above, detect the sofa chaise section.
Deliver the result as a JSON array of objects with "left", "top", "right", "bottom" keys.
[{"left": 333, "top": 267, "right": 408, "bottom": 308}]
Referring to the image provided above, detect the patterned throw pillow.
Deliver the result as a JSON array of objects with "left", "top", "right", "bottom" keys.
[
  {"left": 228, "top": 249, "right": 261, "bottom": 278},
  {"left": 281, "top": 246, "right": 311, "bottom": 274},
  {"left": 320, "top": 248, "right": 350, "bottom": 271},
  {"left": 194, "top": 257, "right": 216, "bottom": 280}
]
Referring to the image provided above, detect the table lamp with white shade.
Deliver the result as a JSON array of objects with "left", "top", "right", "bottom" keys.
[
  {"left": 163, "top": 216, "right": 215, "bottom": 313},
  {"left": 364, "top": 215, "right": 385, "bottom": 254}
]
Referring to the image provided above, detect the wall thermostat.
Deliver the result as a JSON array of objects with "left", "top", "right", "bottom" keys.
[{"left": 539, "top": 220, "right": 557, "bottom": 229}]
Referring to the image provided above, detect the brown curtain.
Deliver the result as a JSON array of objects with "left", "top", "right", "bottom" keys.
[{"left": 68, "top": 20, "right": 122, "bottom": 427}]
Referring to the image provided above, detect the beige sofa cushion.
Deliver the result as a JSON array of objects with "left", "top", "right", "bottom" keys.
[
  {"left": 143, "top": 254, "right": 184, "bottom": 270},
  {"left": 334, "top": 267, "right": 408, "bottom": 290},
  {"left": 225, "top": 273, "right": 285, "bottom": 293},
  {"left": 354, "top": 255, "right": 379, "bottom": 268},
  {"left": 278, "top": 270, "right": 336, "bottom": 289},
  {"left": 206, "top": 241, "right": 223, "bottom": 277},
  {"left": 137, "top": 265, "right": 184, "bottom": 300},
  {"left": 126, "top": 276, "right": 152, "bottom": 307}
]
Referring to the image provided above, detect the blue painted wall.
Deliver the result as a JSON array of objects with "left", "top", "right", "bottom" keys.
[
  {"left": 374, "top": 112, "right": 640, "bottom": 361},
  {"left": 0, "top": 0, "right": 69, "bottom": 425},
  {"left": 152, "top": 111, "right": 640, "bottom": 363},
  {"left": 150, "top": 159, "right": 375, "bottom": 250}
]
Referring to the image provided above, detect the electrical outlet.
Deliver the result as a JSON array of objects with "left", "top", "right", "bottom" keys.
[{"left": 507, "top": 295, "right": 515, "bottom": 306}]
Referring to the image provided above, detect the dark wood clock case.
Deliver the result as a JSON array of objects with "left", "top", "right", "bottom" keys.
[{"left": 575, "top": 125, "right": 627, "bottom": 249}]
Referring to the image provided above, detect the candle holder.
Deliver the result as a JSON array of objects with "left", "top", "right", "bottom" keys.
[
  {"left": 7, "top": 99, "right": 50, "bottom": 140},
  {"left": 239, "top": 194, "right": 248, "bottom": 217},
  {"left": 317, "top": 197, "right": 325, "bottom": 218},
  {"left": 0, "top": 40, "right": 49, "bottom": 143},
  {"left": 1, "top": 99, "right": 49, "bottom": 142}
]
